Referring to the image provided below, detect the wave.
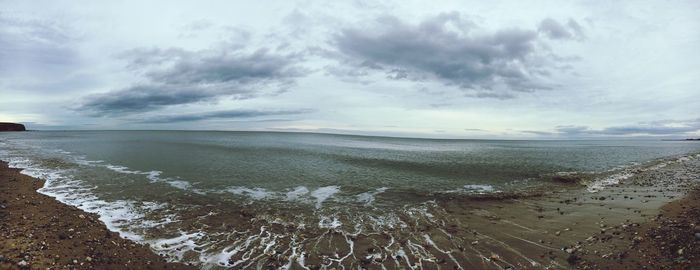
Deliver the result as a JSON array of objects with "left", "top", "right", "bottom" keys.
[
  {"left": 584, "top": 153, "right": 700, "bottom": 193},
  {"left": 0, "top": 152, "right": 214, "bottom": 265}
]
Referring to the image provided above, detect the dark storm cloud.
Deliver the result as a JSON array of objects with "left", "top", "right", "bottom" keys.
[
  {"left": 140, "top": 109, "right": 313, "bottom": 123},
  {"left": 78, "top": 45, "right": 308, "bottom": 116},
  {"left": 330, "top": 12, "right": 578, "bottom": 96},
  {"left": 537, "top": 18, "right": 585, "bottom": 41}
]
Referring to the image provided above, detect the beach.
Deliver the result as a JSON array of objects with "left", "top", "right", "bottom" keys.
[
  {"left": 0, "top": 161, "right": 194, "bottom": 269},
  {"left": 1, "top": 155, "right": 698, "bottom": 269},
  {"left": 1, "top": 132, "right": 700, "bottom": 269}
]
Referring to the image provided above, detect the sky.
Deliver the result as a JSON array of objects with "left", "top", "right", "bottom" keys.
[{"left": 1, "top": 0, "right": 699, "bottom": 139}]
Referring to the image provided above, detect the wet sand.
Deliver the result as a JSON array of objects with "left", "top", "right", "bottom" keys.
[
  {"left": 1, "top": 154, "right": 699, "bottom": 269},
  {"left": 431, "top": 154, "right": 700, "bottom": 269},
  {"left": 0, "top": 161, "right": 195, "bottom": 270}
]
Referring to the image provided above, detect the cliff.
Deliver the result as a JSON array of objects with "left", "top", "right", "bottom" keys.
[{"left": 0, "top": 122, "right": 26, "bottom": 131}]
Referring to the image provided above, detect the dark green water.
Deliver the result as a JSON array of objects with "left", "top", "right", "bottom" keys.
[{"left": 1, "top": 131, "right": 699, "bottom": 267}]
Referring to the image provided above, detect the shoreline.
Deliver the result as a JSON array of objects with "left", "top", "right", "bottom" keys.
[
  {"left": 577, "top": 188, "right": 700, "bottom": 269},
  {"left": 0, "top": 161, "right": 195, "bottom": 269},
  {"left": 0, "top": 153, "right": 698, "bottom": 269}
]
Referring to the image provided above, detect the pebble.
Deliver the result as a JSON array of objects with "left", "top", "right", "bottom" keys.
[{"left": 17, "top": 260, "right": 28, "bottom": 267}]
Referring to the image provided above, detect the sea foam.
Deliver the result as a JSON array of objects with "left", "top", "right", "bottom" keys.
[{"left": 310, "top": 185, "right": 340, "bottom": 209}]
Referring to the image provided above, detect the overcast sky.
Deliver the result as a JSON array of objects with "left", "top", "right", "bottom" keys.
[{"left": 1, "top": 0, "right": 699, "bottom": 138}]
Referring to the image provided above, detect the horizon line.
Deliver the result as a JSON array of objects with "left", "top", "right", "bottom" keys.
[{"left": 13, "top": 128, "right": 697, "bottom": 141}]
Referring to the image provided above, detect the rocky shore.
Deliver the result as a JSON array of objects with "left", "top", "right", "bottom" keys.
[
  {"left": 576, "top": 186, "right": 700, "bottom": 269},
  {"left": 0, "top": 161, "right": 195, "bottom": 270},
  {"left": 1, "top": 153, "right": 699, "bottom": 269}
]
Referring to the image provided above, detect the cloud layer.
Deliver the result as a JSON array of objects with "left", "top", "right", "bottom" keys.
[
  {"left": 524, "top": 119, "right": 700, "bottom": 137},
  {"left": 139, "top": 109, "right": 313, "bottom": 123},
  {"left": 3, "top": 1, "right": 698, "bottom": 138},
  {"left": 0, "top": 13, "right": 80, "bottom": 79},
  {"left": 330, "top": 13, "right": 579, "bottom": 97},
  {"left": 537, "top": 18, "right": 585, "bottom": 41},
  {"left": 79, "top": 45, "right": 308, "bottom": 116}
]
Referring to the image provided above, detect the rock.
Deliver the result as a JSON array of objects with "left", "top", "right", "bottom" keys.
[
  {"left": 78, "top": 214, "right": 86, "bottom": 219},
  {"left": 555, "top": 231, "right": 561, "bottom": 236},
  {"left": 566, "top": 253, "right": 580, "bottom": 264},
  {"left": 0, "top": 122, "right": 26, "bottom": 131},
  {"left": 552, "top": 174, "right": 581, "bottom": 184},
  {"left": 86, "top": 256, "right": 93, "bottom": 262},
  {"left": 17, "top": 260, "right": 28, "bottom": 268}
]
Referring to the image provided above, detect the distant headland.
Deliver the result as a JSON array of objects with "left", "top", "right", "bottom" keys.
[{"left": 0, "top": 122, "right": 26, "bottom": 131}]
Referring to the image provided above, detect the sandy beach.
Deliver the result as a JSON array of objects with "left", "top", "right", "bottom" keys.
[{"left": 1, "top": 153, "right": 699, "bottom": 269}]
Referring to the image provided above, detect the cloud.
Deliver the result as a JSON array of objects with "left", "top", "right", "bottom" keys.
[
  {"left": 520, "top": 130, "right": 555, "bottom": 136},
  {"left": 329, "top": 12, "right": 575, "bottom": 97},
  {"left": 144, "top": 48, "right": 306, "bottom": 86},
  {"left": 139, "top": 109, "right": 313, "bottom": 123},
  {"left": 555, "top": 122, "right": 700, "bottom": 136},
  {"left": 0, "top": 13, "right": 80, "bottom": 77},
  {"left": 599, "top": 125, "right": 697, "bottom": 135},
  {"left": 78, "top": 85, "right": 216, "bottom": 116},
  {"left": 524, "top": 120, "right": 700, "bottom": 137},
  {"left": 537, "top": 18, "right": 585, "bottom": 41},
  {"left": 78, "top": 44, "right": 308, "bottom": 116}
]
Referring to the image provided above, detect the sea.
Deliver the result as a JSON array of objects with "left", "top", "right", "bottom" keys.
[{"left": 1, "top": 130, "right": 699, "bottom": 268}]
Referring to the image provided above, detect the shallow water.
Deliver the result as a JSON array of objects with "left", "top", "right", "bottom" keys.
[{"left": 1, "top": 131, "right": 700, "bottom": 268}]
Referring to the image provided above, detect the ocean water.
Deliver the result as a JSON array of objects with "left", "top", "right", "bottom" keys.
[{"left": 1, "top": 131, "right": 700, "bottom": 268}]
